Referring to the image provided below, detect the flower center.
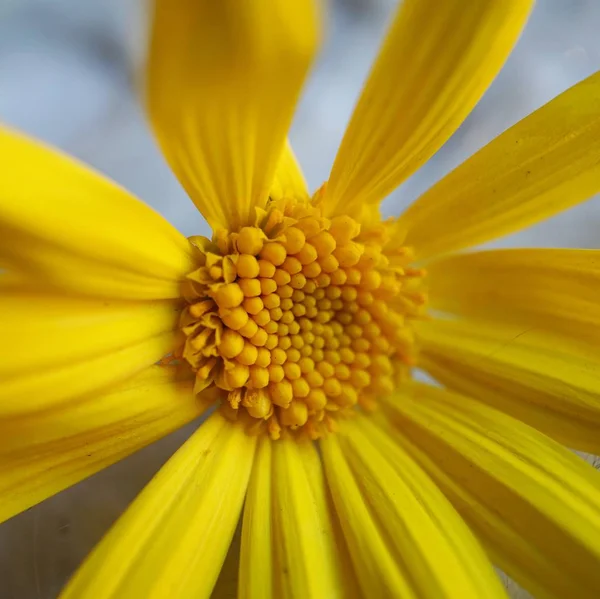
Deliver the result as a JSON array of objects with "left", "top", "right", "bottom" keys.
[{"left": 178, "top": 195, "right": 425, "bottom": 439}]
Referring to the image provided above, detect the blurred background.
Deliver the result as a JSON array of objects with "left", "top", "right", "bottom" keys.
[{"left": 0, "top": 0, "right": 599, "bottom": 597}]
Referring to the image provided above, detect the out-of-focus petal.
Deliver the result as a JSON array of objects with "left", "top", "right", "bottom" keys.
[
  {"left": 0, "top": 127, "right": 195, "bottom": 299},
  {"left": 146, "top": 0, "right": 319, "bottom": 230},
  {"left": 61, "top": 413, "right": 256, "bottom": 599}
]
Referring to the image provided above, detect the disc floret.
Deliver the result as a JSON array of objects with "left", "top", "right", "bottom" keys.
[{"left": 179, "top": 195, "right": 425, "bottom": 439}]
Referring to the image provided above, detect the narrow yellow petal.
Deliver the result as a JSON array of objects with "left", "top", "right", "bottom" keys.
[
  {"left": 324, "top": 0, "right": 532, "bottom": 216},
  {"left": 239, "top": 436, "right": 274, "bottom": 599},
  {"left": 61, "top": 413, "right": 256, "bottom": 599},
  {"left": 322, "top": 420, "right": 507, "bottom": 598},
  {"left": 322, "top": 433, "right": 412, "bottom": 597},
  {"left": 147, "top": 0, "right": 319, "bottom": 231},
  {"left": 270, "top": 140, "right": 310, "bottom": 201},
  {"left": 422, "top": 354, "right": 600, "bottom": 458},
  {"left": 0, "top": 365, "right": 209, "bottom": 524},
  {"left": 427, "top": 248, "right": 600, "bottom": 345},
  {"left": 2, "top": 332, "right": 175, "bottom": 415},
  {"left": 0, "top": 286, "right": 181, "bottom": 414},
  {"left": 0, "top": 287, "right": 179, "bottom": 382},
  {"left": 382, "top": 383, "right": 600, "bottom": 599},
  {"left": 240, "top": 437, "right": 356, "bottom": 599},
  {"left": 270, "top": 438, "right": 350, "bottom": 598},
  {"left": 418, "top": 317, "right": 600, "bottom": 453},
  {"left": 294, "top": 440, "right": 360, "bottom": 598},
  {"left": 0, "top": 127, "right": 195, "bottom": 299},
  {"left": 398, "top": 71, "right": 600, "bottom": 260}
]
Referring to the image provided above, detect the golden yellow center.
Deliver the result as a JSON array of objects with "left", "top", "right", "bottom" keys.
[{"left": 178, "top": 196, "right": 426, "bottom": 439}]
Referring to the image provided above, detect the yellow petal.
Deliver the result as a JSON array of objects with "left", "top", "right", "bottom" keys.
[
  {"left": 398, "top": 71, "right": 600, "bottom": 260},
  {"left": 269, "top": 140, "right": 310, "bottom": 201},
  {"left": 0, "top": 127, "right": 196, "bottom": 299},
  {"left": 0, "top": 288, "right": 181, "bottom": 415},
  {"left": 321, "top": 419, "right": 506, "bottom": 598},
  {"left": 0, "top": 365, "right": 209, "bottom": 524},
  {"left": 239, "top": 437, "right": 274, "bottom": 599},
  {"left": 60, "top": 413, "right": 256, "bottom": 599},
  {"left": 323, "top": 0, "right": 532, "bottom": 217},
  {"left": 146, "top": 0, "right": 319, "bottom": 231},
  {"left": 418, "top": 317, "right": 600, "bottom": 453},
  {"left": 427, "top": 248, "right": 600, "bottom": 345},
  {"left": 294, "top": 440, "right": 359, "bottom": 598},
  {"left": 2, "top": 332, "right": 176, "bottom": 417},
  {"left": 240, "top": 437, "right": 357, "bottom": 599},
  {"left": 0, "top": 287, "right": 179, "bottom": 378},
  {"left": 322, "top": 433, "right": 410, "bottom": 597},
  {"left": 240, "top": 438, "right": 356, "bottom": 599},
  {"left": 381, "top": 383, "right": 600, "bottom": 599}
]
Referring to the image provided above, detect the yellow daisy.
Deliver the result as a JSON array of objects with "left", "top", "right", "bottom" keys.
[{"left": 2, "top": 0, "right": 600, "bottom": 597}]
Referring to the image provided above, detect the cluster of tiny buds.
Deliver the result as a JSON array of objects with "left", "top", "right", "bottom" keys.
[{"left": 179, "top": 198, "right": 425, "bottom": 440}]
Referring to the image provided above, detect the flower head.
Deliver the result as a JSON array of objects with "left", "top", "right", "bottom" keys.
[
  {"left": 2, "top": 0, "right": 600, "bottom": 597},
  {"left": 180, "top": 194, "right": 424, "bottom": 439}
]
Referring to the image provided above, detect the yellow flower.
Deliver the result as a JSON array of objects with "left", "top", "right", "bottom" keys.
[{"left": 2, "top": 0, "right": 600, "bottom": 597}]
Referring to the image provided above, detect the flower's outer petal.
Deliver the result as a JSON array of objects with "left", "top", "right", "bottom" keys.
[
  {"left": 146, "top": 0, "right": 319, "bottom": 231},
  {"left": 0, "top": 365, "right": 211, "bottom": 524},
  {"left": 270, "top": 140, "right": 310, "bottom": 201},
  {"left": 0, "top": 287, "right": 180, "bottom": 406},
  {"left": 322, "top": 432, "right": 412, "bottom": 598},
  {"left": 0, "top": 127, "right": 196, "bottom": 299},
  {"left": 60, "top": 413, "right": 256, "bottom": 599},
  {"left": 0, "top": 288, "right": 183, "bottom": 415},
  {"left": 293, "top": 440, "right": 360, "bottom": 598},
  {"left": 397, "top": 71, "right": 600, "bottom": 260},
  {"left": 2, "top": 331, "right": 176, "bottom": 415},
  {"left": 239, "top": 437, "right": 274, "bottom": 599},
  {"left": 239, "top": 437, "right": 354, "bottom": 599},
  {"left": 417, "top": 317, "right": 600, "bottom": 454},
  {"left": 427, "top": 248, "right": 600, "bottom": 345},
  {"left": 381, "top": 383, "right": 600, "bottom": 599},
  {"left": 323, "top": 0, "right": 532, "bottom": 217},
  {"left": 321, "top": 419, "right": 507, "bottom": 598}
]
